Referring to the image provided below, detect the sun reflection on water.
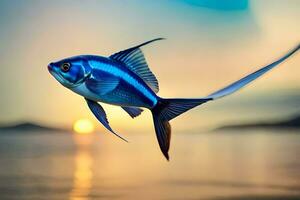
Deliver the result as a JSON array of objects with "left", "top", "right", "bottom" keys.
[{"left": 70, "top": 134, "right": 94, "bottom": 200}]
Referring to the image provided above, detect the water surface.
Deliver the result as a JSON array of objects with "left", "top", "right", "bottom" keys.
[{"left": 0, "top": 130, "right": 300, "bottom": 200}]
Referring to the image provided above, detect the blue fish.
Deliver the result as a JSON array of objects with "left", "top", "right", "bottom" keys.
[{"left": 48, "top": 38, "right": 299, "bottom": 160}]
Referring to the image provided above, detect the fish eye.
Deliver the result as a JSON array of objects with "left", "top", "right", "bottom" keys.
[{"left": 61, "top": 63, "right": 71, "bottom": 72}]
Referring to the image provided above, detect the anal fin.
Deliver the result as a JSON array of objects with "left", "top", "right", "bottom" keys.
[{"left": 122, "top": 106, "right": 143, "bottom": 118}]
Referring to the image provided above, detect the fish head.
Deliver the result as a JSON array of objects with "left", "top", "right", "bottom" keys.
[{"left": 48, "top": 56, "right": 92, "bottom": 88}]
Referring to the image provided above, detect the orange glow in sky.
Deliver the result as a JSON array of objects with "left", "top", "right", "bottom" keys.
[{"left": 0, "top": 1, "right": 299, "bottom": 131}]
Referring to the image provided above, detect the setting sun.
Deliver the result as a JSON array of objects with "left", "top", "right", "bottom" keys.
[{"left": 73, "top": 119, "right": 95, "bottom": 134}]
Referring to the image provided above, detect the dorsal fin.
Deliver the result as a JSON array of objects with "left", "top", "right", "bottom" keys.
[{"left": 109, "top": 38, "right": 164, "bottom": 93}]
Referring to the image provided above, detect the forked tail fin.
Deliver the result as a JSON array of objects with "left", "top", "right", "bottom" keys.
[
  {"left": 151, "top": 98, "right": 211, "bottom": 160},
  {"left": 151, "top": 43, "right": 299, "bottom": 160}
]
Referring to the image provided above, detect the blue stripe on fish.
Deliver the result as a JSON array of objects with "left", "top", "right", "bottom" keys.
[{"left": 88, "top": 58, "right": 158, "bottom": 107}]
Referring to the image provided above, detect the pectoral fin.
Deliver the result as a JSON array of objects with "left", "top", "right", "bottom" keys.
[
  {"left": 85, "top": 70, "right": 120, "bottom": 95},
  {"left": 122, "top": 106, "right": 143, "bottom": 118},
  {"left": 85, "top": 98, "right": 128, "bottom": 142}
]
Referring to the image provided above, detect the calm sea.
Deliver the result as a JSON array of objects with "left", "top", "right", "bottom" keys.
[{"left": 0, "top": 130, "right": 300, "bottom": 200}]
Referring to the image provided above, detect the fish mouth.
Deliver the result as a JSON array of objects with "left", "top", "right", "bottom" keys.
[
  {"left": 48, "top": 66, "right": 56, "bottom": 78},
  {"left": 47, "top": 64, "right": 84, "bottom": 88},
  {"left": 48, "top": 69, "right": 79, "bottom": 88},
  {"left": 48, "top": 67, "right": 68, "bottom": 86},
  {"left": 47, "top": 63, "right": 55, "bottom": 73}
]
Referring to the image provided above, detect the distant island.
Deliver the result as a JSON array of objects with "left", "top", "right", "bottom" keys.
[
  {"left": 217, "top": 114, "right": 300, "bottom": 131},
  {"left": 0, "top": 122, "right": 68, "bottom": 133}
]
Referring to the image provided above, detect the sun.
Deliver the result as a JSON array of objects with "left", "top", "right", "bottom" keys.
[{"left": 73, "top": 119, "right": 95, "bottom": 135}]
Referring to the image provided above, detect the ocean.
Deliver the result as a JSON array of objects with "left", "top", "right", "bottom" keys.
[{"left": 0, "top": 130, "right": 300, "bottom": 200}]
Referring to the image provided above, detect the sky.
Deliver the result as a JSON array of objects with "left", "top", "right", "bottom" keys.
[{"left": 0, "top": 0, "right": 299, "bottom": 132}]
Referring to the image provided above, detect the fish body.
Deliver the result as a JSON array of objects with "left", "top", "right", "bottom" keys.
[
  {"left": 48, "top": 38, "right": 300, "bottom": 160},
  {"left": 68, "top": 55, "right": 158, "bottom": 108}
]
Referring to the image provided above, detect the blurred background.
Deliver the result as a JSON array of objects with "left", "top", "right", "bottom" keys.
[{"left": 0, "top": 0, "right": 299, "bottom": 199}]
